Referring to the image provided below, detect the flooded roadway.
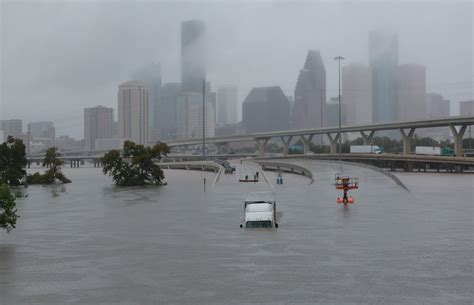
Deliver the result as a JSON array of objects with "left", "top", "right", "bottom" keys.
[{"left": 0, "top": 160, "right": 472, "bottom": 304}]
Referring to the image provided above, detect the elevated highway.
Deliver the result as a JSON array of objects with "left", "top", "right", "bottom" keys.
[
  {"left": 166, "top": 116, "right": 474, "bottom": 157},
  {"left": 257, "top": 153, "right": 474, "bottom": 173},
  {"left": 26, "top": 116, "right": 474, "bottom": 171}
]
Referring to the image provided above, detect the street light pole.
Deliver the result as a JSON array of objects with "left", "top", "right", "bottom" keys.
[
  {"left": 320, "top": 88, "right": 323, "bottom": 147},
  {"left": 334, "top": 56, "right": 345, "bottom": 158},
  {"left": 470, "top": 111, "right": 472, "bottom": 149},
  {"left": 202, "top": 79, "right": 206, "bottom": 159}
]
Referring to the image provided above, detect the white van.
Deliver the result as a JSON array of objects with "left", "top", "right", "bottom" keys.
[{"left": 240, "top": 192, "right": 278, "bottom": 228}]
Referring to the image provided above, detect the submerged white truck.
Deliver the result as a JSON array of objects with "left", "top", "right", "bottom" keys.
[{"left": 240, "top": 192, "right": 278, "bottom": 228}]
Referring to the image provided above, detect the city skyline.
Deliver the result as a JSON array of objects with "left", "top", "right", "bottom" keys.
[{"left": 1, "top": 1, "right": 473, "bottom": 139}]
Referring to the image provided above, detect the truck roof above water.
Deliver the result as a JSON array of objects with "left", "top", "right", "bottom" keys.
[
  {"left": 245, "top": 192, "right": 275, "bottom": 203},
  {"left": 242, "top": 192, "right": 278, "bottom": 228}
]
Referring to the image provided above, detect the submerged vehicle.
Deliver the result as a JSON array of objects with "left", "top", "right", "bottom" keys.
[
  {"left": 334, "top": 173, "right": 359, "bottom": 205},
  {"left": 240, "top": 192, "right": 278, "bottom": 228},
  {"left": 216, "top": 160, "right": 236, "bottom": 174}
]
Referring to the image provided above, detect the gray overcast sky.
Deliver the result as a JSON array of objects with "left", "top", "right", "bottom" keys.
[{"left": 1, "top": 0, "right": 473, "bottom": 138}]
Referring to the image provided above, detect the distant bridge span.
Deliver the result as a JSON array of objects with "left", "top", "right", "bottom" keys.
[
  {"left": 258, "top": 153, "right": 474, "bottom": 173},
  {"left": 165, "top": 116, "right": 474, "bottom": 157}
]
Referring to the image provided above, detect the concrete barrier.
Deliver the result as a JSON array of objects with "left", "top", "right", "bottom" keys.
[
  {"left": 253, "top": 160, "right": 314, "bottom": 185},
  {"left": 159, "top": 161, "right": 220, "bottom": 173},
  {"left": 259, "top": 158, "right": 409, "bottom": 191}
]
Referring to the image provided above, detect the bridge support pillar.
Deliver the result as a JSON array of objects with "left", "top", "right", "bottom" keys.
[
  {"left": 255, "top": 138, "right": 270, "bottom": 157},
  {"left": 301, "top": 135, "right": 314, "bottom": 155},
  {"left": 360, "top": 130, "right": 375, "bottom": 145},
  {"left": 280, "top": 136, "right": 293, "bottom": 156},
  {"left": 449, "top": 124, "right": 467, "bottom": 157},
  {"left": 399, "top": 128, "right": 416, "bottom": 155},
  {"left": 326, "top": 133, "right": 340, "bottom": 154}
]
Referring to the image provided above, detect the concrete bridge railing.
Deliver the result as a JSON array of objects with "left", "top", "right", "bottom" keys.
[
  {"left": 159, "top": 161, "right": 220, "bottom": 173},
  {"left": 254, "top": 160, "right": 314, "bottom": 184}
]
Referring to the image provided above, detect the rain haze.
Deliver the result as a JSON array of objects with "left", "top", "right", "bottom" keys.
[
  {"left": 1, "top": 2, "right": 474, "bottom": 304},
  {"left": 0, "top": 0, "right": 473, "bottom": 138}
]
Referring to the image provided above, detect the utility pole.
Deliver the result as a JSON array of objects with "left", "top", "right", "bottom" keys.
[
  {"left": 334, "top": 56, "right": 345, "bottom": 158},
  {"left": 320, "top": 88, "right": 323, "bottom": 148},
  {"left": 27, "top": 124, "right": 30, "bottom": 156},
  {"left": 202, "top": 79, "right": 206, "bottom": 159},
  {"left": 470, "top": 111, "right": 472, "bottom": 149}
]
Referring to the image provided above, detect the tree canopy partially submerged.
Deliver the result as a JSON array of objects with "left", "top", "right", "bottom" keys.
[
  {"left": 26, "top": 147, "right": 71, "bottom": 184},
  {"left": 0, "top": 136, "right": 27, "bottom": 186},
  {"left": 0, "top": 183, "right": 19, "bottom": 232},
  {"left": 102, "top": 141, "right": 169, "bottom": 186}
]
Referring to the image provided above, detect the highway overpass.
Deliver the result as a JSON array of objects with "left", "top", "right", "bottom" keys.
[{"left": 165, "top": 116, "right": 474, "bottom": 157}]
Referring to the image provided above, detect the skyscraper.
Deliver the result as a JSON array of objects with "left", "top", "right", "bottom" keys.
[
  {"left": 27, "top": 121, "right": 55, "bottom": 148},
  {"left": 426, "top": 93, "right": 450, "bottom": 118},
  {"left": 132, "top": 63, "right": 162, "bottom": 129},
  {"left": 217, "top": 86, "right": 238, "bottom": 125},
  {"left": 178, "top": 20, "right": 215, "bottom": 140},
  {"left": 181, "top": 20, "right": 206, "bottom": 92},
  {"left": 424, "top": 93, "right": 451, "bottom": 139},
  {"left": 118, "top": 81, "right": 149, "bottom": 145},
  {"left": 342, "top": 64, "right": 372, "bottom": 126},
  {"left": 159, "top": 82, "right": 181, "bottom": 140},
  {"left": 176, "top": 92, "right": 216, "bottom": 139},
  {"left": 84, "top": 106, "right": 114, "bottom": 150},
  {"left": 398, "top": 64, "right": 426, "bottom": 121},
  {"left": 0, "top": 119, "right": 22, "bottom": 141},
  {"left": 242, "top": 86, "right": 290, "bottom": 133},
  {"left": 369, "top": 30, "right": 399, "bottom": 123},
  {"left": 459, "top": 100, "right": 474, "bottom": 116},
  {"left": 292, "top": 50, "right": 326, "bottom": 130},
  {"left": 325, "top": 97, "right": 347, "bottom": 127}
]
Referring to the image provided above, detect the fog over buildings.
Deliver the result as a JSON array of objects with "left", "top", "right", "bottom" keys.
[{"left": 1, "top": 0, "right": 473, "bottom": 139}]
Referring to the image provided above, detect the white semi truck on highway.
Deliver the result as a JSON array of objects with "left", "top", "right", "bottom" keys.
[
  {"left": 415, "top": 146, "right": 454, "bottom": 156},
  {"left": 415, "top": 146, "right": 441, "bottom": 155},
  {"left": 350, "top": 145, "right": 383, "bottom": 154}
]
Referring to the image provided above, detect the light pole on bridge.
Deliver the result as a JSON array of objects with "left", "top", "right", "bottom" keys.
[
  {"left": 334, "top": 56, "right": 345, "bottom": 158},
  {"left": 202, "top": 79, "right": 206, "bottom": 160}
]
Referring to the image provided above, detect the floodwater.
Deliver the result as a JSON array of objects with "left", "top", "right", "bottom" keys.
[{"left": 0, "top": 160, "right": 472, "bottom": 305}]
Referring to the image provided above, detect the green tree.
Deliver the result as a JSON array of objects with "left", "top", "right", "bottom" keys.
[
  {"left": 26, "top": 147, "right": 71, "bottom": 184},
  {"left": 0, "top": 183, "right": 19, "bottom": 232},
  {"left": 371, "top": 136, "right": 402, "bottom": 153},
  {"left": 0, "top": 136, "right": 27, "bottom": 186},
  {"left": 102, "top": 141, "right": 170, "bottom": 186},
  {"left": 439, "top": 139, "right": 453, "bottom": 148},
  {"left": 412, "top": 135, "right": 439, "bottom": 148}
]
